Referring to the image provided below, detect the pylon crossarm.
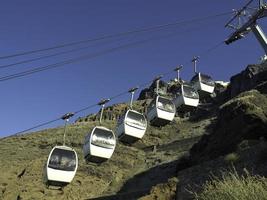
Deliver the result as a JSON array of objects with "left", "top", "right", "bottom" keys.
[{"left": 225, "top": 1, "right": 267, "bottom": 45}]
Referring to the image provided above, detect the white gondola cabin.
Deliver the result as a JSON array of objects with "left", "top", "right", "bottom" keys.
[
  {"left": 173, "top": 83, "right": 199, "bottom": 109},
  {"left": 147, "top": 95, "right": 176, "bottom": 127},
  {"left": 83, "top": 126, "right": 116, "bottom": 163},
  {"left": 116, "top": 109, "right": 147, "bottom": 143},
  {"left": 44, "top": 146, "right": 78, "bottom": 187},
  {"left": 191, "top": 72, "right": 215, "bottom": 94}
]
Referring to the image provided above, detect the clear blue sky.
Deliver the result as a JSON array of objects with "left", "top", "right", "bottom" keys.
[{"left": 0, "top": 0, "right": 266, "bottom": 137}]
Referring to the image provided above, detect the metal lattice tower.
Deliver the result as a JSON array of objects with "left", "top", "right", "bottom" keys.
[{"left": 225, "top": 0, "right": 267, "bottom": 60}]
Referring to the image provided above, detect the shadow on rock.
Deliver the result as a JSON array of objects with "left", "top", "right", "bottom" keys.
[{"left": 88, "top": 160, "right": 179, "bottom": 200}]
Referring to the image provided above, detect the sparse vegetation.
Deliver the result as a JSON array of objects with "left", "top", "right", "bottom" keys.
[
  {"left": 0, "top": 112, "right": 207, "bottom": 199},
  {"left": 1, "top": 62, "right": 267, "bottom": 199},
  {"left": 224, "top": 153, "right": 239, "bottom": 164},
  {"left": 194, "top": 169, "right": 267, "bottom": 200}
]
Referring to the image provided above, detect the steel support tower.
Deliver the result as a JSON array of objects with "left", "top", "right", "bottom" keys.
[{"left": 225, "top": 0, "right": 267, "bottom": 60}]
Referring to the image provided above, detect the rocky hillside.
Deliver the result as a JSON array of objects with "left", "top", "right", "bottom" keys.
[
  {"left": 0, "top": 61, "right": 266, "bottom": 200},
  {"left": 0, "top": 109, "right": 210, "bottom": 199},
  {"left": 177, "top": 61, "right": 267, "bottom": 199}
]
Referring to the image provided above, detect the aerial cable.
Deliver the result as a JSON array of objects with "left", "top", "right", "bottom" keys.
[
  {"left": 9, "top": 77, "right": 165, "bottom": 136},
  {"left": 0, "top": 14, "right": 229, "bottom": 71},
  {"left": 0, "top": 32, "right": 151, "bottom": 70},
  {"left": 0, "top": 35, "right": 132, "bottom": 70},
  {"left": 11, "top": 105, "right": 98, "bottom": 136},
  {"left": 225, "top": 0, "right": 255, "bottom": 27},
  {"left": 0, "top": 39, "right": 158, "bottom": 82},
  {"left": 0, "top": 25, "right": 206, "bottom": 82},
  {"left": 0, "top": 11, "right": 233, "bottom": 60},
  {"left": 198, "top": 41, "right": 225, "bottom": 57},
  {"left": 8, "top": 77, "right": 163, "bottom": 136},
  {"left": 73, "top": 103, "right": 99, "bottom": 115},
  {"left": 7, "top": 36, "right": 228, "bottom": 137},
  {"left": 13, "top": 118, "right": 62, "bottom": 136}
]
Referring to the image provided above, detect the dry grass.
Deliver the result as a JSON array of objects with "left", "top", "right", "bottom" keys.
[
  {"left": 0, "top": 116, "right": 202, "bottom": 199},
  {"left": 224, "top": 153, "right": 239, "bottom": 164},
  {"left": 194, "top": 169, "right": 267, "bottom": 200}
]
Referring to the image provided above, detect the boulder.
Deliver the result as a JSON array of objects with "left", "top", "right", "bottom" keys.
[
  {"left": 229, "top": 62, "right": 267, "bottom": 97},
  {"left": 190, "top": 90, "right": 267, "bottom": 164}
]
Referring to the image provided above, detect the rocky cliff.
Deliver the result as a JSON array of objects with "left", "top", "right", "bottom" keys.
[
  {"left": 0, "top": 62, "right": 266, "bottom": 200},
  {"left": 228, "top": 62, "right": 267, "bottom": 97},
  {"left": 176, "top": 62, "right": 267, "bottom": 199}
]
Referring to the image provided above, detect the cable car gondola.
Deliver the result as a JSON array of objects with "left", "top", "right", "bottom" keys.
[
  {"left": 190, "top": 57, "right": 215, "bottom": 94},
  {"left": 44, "top": 145, "right": 78, "bottom": 187},
  {"left": 116, "top": 87, "right": 147, "bottom": 143},
  {"left": 191, "top": 72, "right": 215, "bottom": 94},
  {"left": 44, "top": 113, "right": 78, "bottom": 187},
  {"left": 173, "top": 83, "right": 199, "bottom": 109},
  {"left": 83, "top": 126, "right": 116, "bottom": 163},
  {"left": 146, "top": 76, "right": 176, "bottom": 126},
  {"left": 172, "top": 66, "right": 200, "bottom": 110},
  {"left": 83, "top": 99, "right": 116, "bottom": 163}
]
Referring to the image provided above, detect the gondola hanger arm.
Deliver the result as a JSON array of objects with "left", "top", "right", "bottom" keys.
[
  {"left": 98, "top": 99, "right": 111, "bottom": 106},
  {"left": 128, "top": 87, "right": 139, "bottom": 93},
  {"left": 61, "top": 112, "right": 75, "bottom": 121}
]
